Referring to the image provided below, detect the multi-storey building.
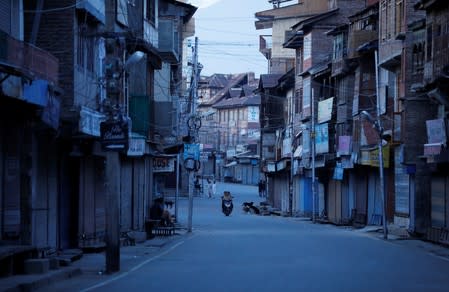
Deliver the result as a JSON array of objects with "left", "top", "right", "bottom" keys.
[
  {"left": 0, "top": 0, "right": 60, "bottom": 251},
  {"left": 25, "top": 0, "right": 166, "bottom": 249},
  {"left": 376, "top": 0, "right": 426, "bottom": 234},
  {"left": 151, "top": 0, "right": 196, "bottom": 200},
  {"left": 0, "top": 0, "right": 197, "bottom": 274},
  {"left": 271, "top": 0, "right": 365, "bottom": 216},
  {"left": 197, "top": 73, "right": 255, "bottom": 180},
  {"left": 256, "top": 0, "right": 449, "bottom": 242},
  {"left": 415, "top": 0, "right": 449, "bottom": 243},
  {"left": 213, "top": 82, "right": 261, "bottom": 184},
  {"left": 255, "top": 0, "right": 330, "bottom": 213}
]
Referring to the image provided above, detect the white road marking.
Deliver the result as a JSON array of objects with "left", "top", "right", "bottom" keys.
[{"left": 80, "top": 239, "right": 189, "bottom": 292}]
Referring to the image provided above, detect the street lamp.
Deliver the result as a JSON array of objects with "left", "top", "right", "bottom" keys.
[{"left": 360, "top": 110, "right": 388, "bottom": 240}]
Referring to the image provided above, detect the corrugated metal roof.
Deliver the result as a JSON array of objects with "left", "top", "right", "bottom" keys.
[
  {"left": 208, "top": 74, "right": 232, "bottom": 88},
  {"left": 260, "top": 74, "right": 282, "bottom": 89},
  {"left": 213, "top": 93, "right": 260, "bottom": 109},
  {"left": 201, "top": 73, "right": 248, "bottom": 106},
  {"left": 229, "top": 88, "right": 242, "bottom": 98},
  {"left": 291, "top": 8, "right": 339, "bottom": 31}
]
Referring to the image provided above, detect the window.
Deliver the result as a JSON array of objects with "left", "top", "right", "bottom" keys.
[
  {"left": 77, "top": 24, "right": 95, "bottom": 73},
  {"left": 332, "top": 34, "right": 345, "bottom": 60},
  {"left": 302, "top": 78, "right": 311, "bottom": 112},
  {"left": 412, "top": 43, "right": 424, "bottom": 74},
  {"left": 427, "top": 25, "right": 433, "bottom": 61},
  {"left": 146, "top": 0, "right": 156, "bottom": 24},
  {"left": 296, "top": 49, "right": 303, "bottom": 75},
  {"left": 117, "top": 0, "right": 129, "bottom": 27},
  {"left": 295, "top": 88, "right": 302, "bottom": 114},
  {"left": 303, "top": 33, "right": 312, "bottom": 60},
  {"left": 380, "top": 0, "right": 387, "bottom": 41},
  {"left": 395, "top": 0, "right": 403, "bottom": 35},
  {"left": 388, "top": 0, "right": 393, "bottom": 39},
  {"left": 77, "top": 28, "right": 85, "bottom": 68}
]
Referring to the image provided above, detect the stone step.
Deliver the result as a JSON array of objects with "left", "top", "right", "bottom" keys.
[{"left": 24, "top": 259, "right": 49, "bottom": 274}]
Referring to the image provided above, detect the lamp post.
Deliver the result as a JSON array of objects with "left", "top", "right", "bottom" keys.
[
  {"left": 360, "top": 50, "right": 388, "bottom": 240},
  {"left": 360, "top": 110, "right": 388, "bottom": 240}
]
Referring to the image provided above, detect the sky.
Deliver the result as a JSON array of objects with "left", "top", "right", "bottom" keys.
[{"left": 188, "top": 0, "right": 273, "bottom": 78}]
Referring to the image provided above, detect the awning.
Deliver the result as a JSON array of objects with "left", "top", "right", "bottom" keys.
[{"left": 224, "top": 161, "right": 237, "bottom": 168}]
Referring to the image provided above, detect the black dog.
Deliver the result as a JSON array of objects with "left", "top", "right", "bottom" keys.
[{"left": 242, "top": 202, "right": 260, "bottom": 214}]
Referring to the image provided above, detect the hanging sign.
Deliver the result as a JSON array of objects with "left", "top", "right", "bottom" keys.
[{"left": 100, "top": 120, "right": 129, "bottom": 151}]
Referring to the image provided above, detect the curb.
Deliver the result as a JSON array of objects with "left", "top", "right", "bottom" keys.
[{"left": 3, "top": 267, "right": 81, "bottom": 292}]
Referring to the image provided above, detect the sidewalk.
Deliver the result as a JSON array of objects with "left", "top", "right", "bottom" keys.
[
  {"left": 0, "top": 228, "right": 188, "bottom": 292},
  {"left": 348, "top": 223, "right": 449, "bottom": 261}
]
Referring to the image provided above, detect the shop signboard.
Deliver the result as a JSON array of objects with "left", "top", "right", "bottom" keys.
[{"left": 100, "top": 120, "right": 129, "bottom": 151}]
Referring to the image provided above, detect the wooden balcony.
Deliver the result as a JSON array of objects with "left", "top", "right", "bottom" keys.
[
  {"left": 0, "top": 30, "right": 58, "bottom": 85},
  {"left": 348, "top": 30, "right": 378, "bottom": 59},
  {"left": 424, "top": 34, "right": 449, "bottom": 83},
  {"left": 259, "top": 35, "right": 272, "bottom": 59}
]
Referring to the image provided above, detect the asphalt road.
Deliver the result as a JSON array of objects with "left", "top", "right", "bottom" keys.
[{"left": 48, "top": 182, "right": 449, "bottom": 292}]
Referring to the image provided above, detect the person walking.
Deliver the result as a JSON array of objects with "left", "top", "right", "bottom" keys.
[
  {"left": 258, "top": 179, "right": 264, "bottom": 197},
  {"left": 211, "top": 179, "right": 216, "bottom": 198},
  {"left": 258, "top": 179, "right": 266, "bottom": 198},
  {"left": 207, "top": 178, "right": 213, "bottom": 198}
]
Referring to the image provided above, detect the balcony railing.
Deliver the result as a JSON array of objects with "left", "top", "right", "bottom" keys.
[
  {"left": 0, "top": 30, "right": 58, "bottom": 85},
  {"left": 348, "top": 30, "right": 377, "bottom": 58},
  {"left": 425, "top": 34, "right": 449, "bottom": 82}
]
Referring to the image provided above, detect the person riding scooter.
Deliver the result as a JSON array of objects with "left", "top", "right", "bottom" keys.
[{"left": 221, "top": 191, "right": 233, "bottom": 216}]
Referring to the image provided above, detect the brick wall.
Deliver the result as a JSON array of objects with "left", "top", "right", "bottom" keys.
[{"left": 25, "top": 0, "right": 76, "bottom": 120}]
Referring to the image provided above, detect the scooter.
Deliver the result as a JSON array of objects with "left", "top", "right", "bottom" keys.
[{"left": 221, "top": 192, "right": 233, "bottom": 216}]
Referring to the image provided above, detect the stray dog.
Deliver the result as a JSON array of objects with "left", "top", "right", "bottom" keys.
[{"left": 242, "top": 202, "right": 260, "bottom": 214}]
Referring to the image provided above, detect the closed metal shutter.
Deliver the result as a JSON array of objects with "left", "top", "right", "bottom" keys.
[
  {"left": 368, "top": 174, "right": 383, "bottom": 225},
  {"left": 328, "top": 180, "right": 337, "bottom": 223},
  {"left": 431, "top": 177, "right": 445, "bottom": 227},
  {"left": 355, "top": 173, "right": 368, "bottom": 224},
  {"left": 3, "top": 127, "right": 21, "bottom": 238},
  {"left": 395, "top": 147, "right": 409, "bottom": 214}
]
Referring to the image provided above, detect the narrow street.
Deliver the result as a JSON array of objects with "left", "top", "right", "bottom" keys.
[{"left": 41, "top": 182, "right": 449, "bottom": 292}]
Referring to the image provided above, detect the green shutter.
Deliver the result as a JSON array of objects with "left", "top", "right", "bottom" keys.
[{"left": 129, "top": 95, "right": 150, "bottom": 137}]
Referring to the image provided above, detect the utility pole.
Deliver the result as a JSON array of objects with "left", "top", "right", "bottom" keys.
[
  {"left": 104, "top": 0, "right": 120, "bottom": 273},
  {"left": 360, "top": 51, "right": 387, "bottom": 240},
  {"left": 311, "top": 89, "right": 316, "bottom": 223},
  {"left": 187, "top": 37, "right": 200, "bottom": 233},
  {"left": 375, "top": 50, "right": 388, "bottom": 240},
  {"left": 289, "top": 94, "right": 294, "bottom": 216}
]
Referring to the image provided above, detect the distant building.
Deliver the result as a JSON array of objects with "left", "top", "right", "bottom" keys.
[{"left": 196, "top": 73, "right": 260, "bottom": 184}]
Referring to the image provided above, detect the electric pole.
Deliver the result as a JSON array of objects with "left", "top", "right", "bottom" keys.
[
  {"left": 311, "top": 89, "right": 316, "bottom": 223},
  {"left": 375, "top": 50, "right": 388, "bottom": 240},
  {"left": 187, "top": 37, "right": 200, "bottom": 233},
  {"left": 104, "top": 0, "right": 121, "bottom": 273}
]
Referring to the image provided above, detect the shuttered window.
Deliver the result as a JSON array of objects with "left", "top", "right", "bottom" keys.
[{"left": 0, "top": 0, "right": 11, "bottom": 34}]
